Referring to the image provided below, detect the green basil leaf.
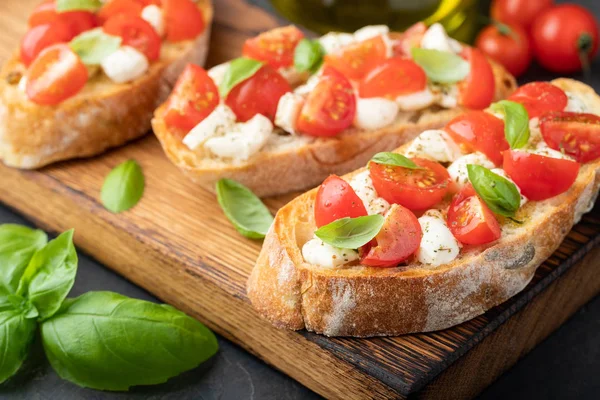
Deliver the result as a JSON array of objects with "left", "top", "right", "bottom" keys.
[
  {"left": 0, "top": 309, "right": 37, "bottom": 384},
  {"left": 218, "top": 57, "right": 263, "bottom": 97},
  {"left": 315, "top": 215, "right": 385, "bottom": 249},
  {"left": 411, "top": 48, "right": 470, "bottom": 83},
  {"left": 101, "top": 160, "right": 145, "bottom": 213},
  {"left": 370, "top": 152, "right": 422, "bottom": 169},
  {"left": 467, "top": 164, "right": 521, "bottom": 217},
  {"left": 40, "top": 291, "right": 219, "bottom": 391},
  {"left": 490, "top": 100, "right": 530, "bottom": 149},
  {"left": 216, "top": 179, "right": 273, "bottom": 239},
  {"left": 1, "top": 294, "right": 39, "bottom": 319},
  {"left": 69, "top": 29, "right": 121, "bottom": 65},
  {"left": 0, "top": 224, "right": 47, "bottom": 294},
  {"left": 17, "top": 230, "right": 78, "bottom": 321},
  {"left": 56, "top": 0, "right": 102, "bottom": 12},
  {"left": 294, "top": 39, "right": 324, "bottom": 73}
]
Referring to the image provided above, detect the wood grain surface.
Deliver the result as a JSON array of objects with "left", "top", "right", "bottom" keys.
[{"left": 1, "top": 1, "right": 599, "bottom": 399}]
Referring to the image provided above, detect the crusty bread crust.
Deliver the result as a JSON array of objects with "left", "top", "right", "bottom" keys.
[
  {"left": 0, "top": 0, "right": 213, "bottom": 169},
  {"left": 152, "top": 58, "right": 516, "bottom": 197},
  {"left": 247, "top": 78, "right": 600, "bottom": 337}
]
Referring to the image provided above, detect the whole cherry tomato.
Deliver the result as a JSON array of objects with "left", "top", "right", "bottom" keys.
[
  {"left": 531, "top": 4, "right": 599, "bottom": 73},
  {"left": 475, "top": 23, "right": 532, "bottom": 77},
  {"left": 491, "top": 0, "right": 554, "bottom": 30}
]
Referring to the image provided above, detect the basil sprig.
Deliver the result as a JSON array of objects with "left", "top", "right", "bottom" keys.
[
  {"left": 0, "top": 225, "right": 219, "bottom": 388},
  {"left": 101, "top": 160, "right": 145, "bottom": 213},
  {"left": 370, "top": 152, "right": 422, "bottom": 169},
  {"left": 56, "top": 0, "right": 102, "bottom": 12},
  {"left": 70, "top": 29, "right": 121, "bottom": 65},
  {"left": 315, "top": 215, "right": 385, "bottom": 249},
  {"left": 491, "top": 100, "right": 530, "bottom": 149},
  {"left": 216, "top": 179, "right": 274, "bottom": 239},
  {"left": 467, "top": 164, "right": 521, "bottom": 217},
  {"left": 411, "top": 48, "right": 470, "bottom": 83},
  {"left": 294, "top": 39, "right": 324, "bottom": 74},
  {"left": 218, "top": 58, "right": 263, "bottom": 97},
  {"left": 0, "top": 224, "right": 47, "bottom": 293}
]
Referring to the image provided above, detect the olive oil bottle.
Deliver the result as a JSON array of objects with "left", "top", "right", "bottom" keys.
[{"left": 270, "top": 0, "right": 480, "bottom": 42}]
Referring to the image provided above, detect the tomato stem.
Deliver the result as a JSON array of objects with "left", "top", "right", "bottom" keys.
[{"left": 578, "top": 32, "right": 593, "bottom": 82}]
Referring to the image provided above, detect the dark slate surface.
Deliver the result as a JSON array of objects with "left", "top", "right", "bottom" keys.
[{"left": 1, "top": 0, "right": 600, "bottom": 398}]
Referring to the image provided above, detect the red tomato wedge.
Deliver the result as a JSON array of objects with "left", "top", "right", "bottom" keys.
[
  {"left": 225, "top": 64, "right": 291, "bottom": 122},
  {"left": 314, "top": 175, "right": 367, "bottom": 228},
  {"left": 242, "top": 25, "right": 304, "bottom": 69},
  {"left": 20, "top": 21, "right": 73, "bottom": 66},
  {"left": 503, "top": 150, "right": 580, "bottom": 201},
  {"left": 369, "top": 158, "right": 451, "bottom": 211},
  {"left": 29, "top": 1, "right": 97, "bottom": 37},
  {"left": 458, "top": 47, "right": 495, "bottom": 110},
  {"left": 296, "top": 66, "right": 356, "bottom": 137},
  {"left": 103, "top": 15, "right": 161, "bottom": 61},
  {"left": 163, "top": 64, "right": 219, "bottom": 135},
  {"left": 358, "top": 57, "right": 427, "bottom": 98},
  {"left": 98, "top": 0, "right": 144, "bottom": 23},
  {"left": 360, "top": 204, "right": 422, "bottom": 267},
  {"left": 539, "top": 112, "right": 600, "bottom": 163},
  {"left": 507, "top": 82, "right": 568, "bottom": 119},
  {"left": 323, "top": 35, "right": 388, "bottom": 81},
  {"left": 444, "top": 110, "right": 508, "bottom": 166},
  {"left": 163, "top": 0, "right": 205, "bottom": 42},
  {"left": 393, "top": 22, "right": 426, "bottom": 57},
  {"left": 447, "top": 184, "right": 501, "bottom": 245},
  {"left": 26, "top": 44, "right": 88, "bottom": 105}
]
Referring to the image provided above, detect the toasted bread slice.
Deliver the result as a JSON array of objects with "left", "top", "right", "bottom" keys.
[
  {"left": 247, "top": 78, "right": 600, "bottom": 337},
  {"left": 0, "top": 0, "right": 213, "bottom": 169},
  {"left": 152, "top": 58, "right": 516, "bottom": 198}
]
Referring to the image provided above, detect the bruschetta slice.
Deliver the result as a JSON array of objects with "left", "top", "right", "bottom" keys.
[
  {"left": 152, "top": 23, "right": 517, "bottom": 197},
  {"left": 247, "top": 78, "right": 600, "bottom": 337},
  {"left": 0, "top": 0, "right": 213, "bottom": 169}
]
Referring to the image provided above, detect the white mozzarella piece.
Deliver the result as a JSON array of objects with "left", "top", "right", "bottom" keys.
[
  {"left": 447, "top": 152, "right": 495, "bottom": 189},
  {"left": 420, "top": 23, "right": 462, "bottom": 53},
  {"left": 439, "top": 85, "right": 459, "bottom": 108},
  {"left": 491, "top": 168, "right": 528, "bottom": 207},
  {"left": 349, "top": 170, "right": 391, "bottom": 215},
  {"left": 417, "top": 210, "right": 460, "bottom": 266},
  {"left": 141, "top": 5, "right": 165, "bottom": 36},
  {"left": 275, "top": 92, "right": 304, "bottom": 134},
  {"left": 404, "top": 129, "right": 463, "bottom": 162},
  {"left": 294, "top": 73, "right": 321, "bottom": 95},
  {"left": 207, "top": 62, "right": 230, "bottom": 87},
  {"left": 101, "top": 46, "right": 149, "bottom": 84},
  {"left": 354, "top": 97, "right": 399, "bottom": 130},
  {"left": 18, "top": 76, "right": 27, "bottom": 92},
  {"left": 564, "top": 91, "right": 588, "bottom": 113},
  {"left": 530, "top": 145, "right": 574, "bottom": 160},
  {"left": 302, "top": 237, "right": 359, "bottom": 268},
  {"left": 278, "top": 66, "right": 305, "bottom": 85},
  {"left": 182, "top": 104, "right": 236, "bottom": 150},
  {"left": 204, "top": 114, "right": 273, "bottom": 161},
  {"left": 318, "top": 32, "right": 355, "bottom": 54},
  {"left": 353, "top": 25, "right": 390, "bottom": 41},
  {"left": 396, "top": 88, "right": 438, "bottom": 111}
]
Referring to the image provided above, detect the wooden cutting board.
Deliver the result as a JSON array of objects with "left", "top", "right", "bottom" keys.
[{"left": 1, "top": 1, "right": 599, "bottom": 398}]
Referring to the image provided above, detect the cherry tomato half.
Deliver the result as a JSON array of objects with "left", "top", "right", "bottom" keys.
[
  {"left": 503, "top": 150, "right": 580, "bottom": 201},
  {"left": 242, "top": 25, "right": 304, "bottom": 69},
  {"left": 358, "top": 57, "right": 426, "bottom": 99},
  {"left": 163, "top": 0, "right": 205, "bottom": 42},
  {"left": 458, "top": 47, "right": 495, "bottom": 110},
  {"left": 360, "top": 204, "right": 422, "bottom": 267},
  {"left": 475, "top": 23, "right": 531, "bottom": 77},
  {"left": 491, "top": 0, "right": 554, "bottom": 30},
  {"left": 324, "top": 35, "right": 388, "bottom": 81},
  {"left": 369, "top": 158, "right": 451, "bottom": 211},
  {"left": 97, "top": 0, "right": 150, "bottom": 23},
  {"left": 296, "top": 66, "right": 356, "bottom": 137},
  {"left": 314, "top": 175, "right": 367, "bottom": 228},
  {"left": 392, "top": 22, "right": 426, "bottom": 57},
  {"left": 20, "top": 21, "right": 73, "bottom": 66},
  {"left": 539, "top": 111, "right": 600, "bottom": 163},
  {"left": 103, "top": 14, "right": 161, "bottom": 61},
  {"left": 29, "top": 1, "right": 97, "bottom": 37},
  {"left": 447, "top": 184, "right": 501, "bottom": 245},
  {"left": 507, "top": 82, "right": 568, "bottom": 119},
  {"left": 26, "top": 44, "right": 88, "bottom": 105}
]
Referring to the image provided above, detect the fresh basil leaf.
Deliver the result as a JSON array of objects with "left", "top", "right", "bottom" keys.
[
  {"left": 40, "top": 291, "right": 219, "bottom": 391},
  {"left": 17, "top": 230, "right": 78, "bottom": 321},
  {"left": 101, "top": 160, "right": 145, "bottom": 213},
  {"left": 467, "top": 164, "right": 521, "bottom": 217},
  {"left": 216, "top": 179, "right": 273, "bottom": 239},
  {"left": 411, "top": 48, "right": 470, "bottom": 83},
  {"left": 294, "top": 39, "right": 324, "bottom": 74},
  {"left": 0, "top": 224, "right": 47, "bottom": 294},
  {"left": 490, "top": 100, "right": 530, "bottom": 149},
  {"left": 1, "top": 294, "right": 39, "bottom": 319},
  {"left": 69, "top": 29, "right": 121, "bottom": 65},
  {"left": 218, "top": 57, "right": 263, "bottom": 97},
  {"left": 370, "top": 152, "right": 422, "bottom": 169},
  {"left": 0, "top": 309, "right": 37, "bottom": 384},
  {"left": 315, "top": 215, "right": 385, "bottom": 249},
  {"left": 56, "top": 0, "right": 102, "bottom": 12}
]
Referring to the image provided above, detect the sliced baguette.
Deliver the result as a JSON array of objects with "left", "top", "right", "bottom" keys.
[
  {"left": 152, "top": 58, "right": 516, "bottom": 197},
  {"left": 247, "top": 78, "right": 600, "bottom": 337},
  {"left": 0, "top": 0, "right": 213, "bottom": 169}
]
